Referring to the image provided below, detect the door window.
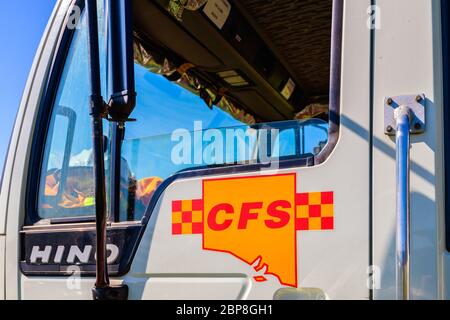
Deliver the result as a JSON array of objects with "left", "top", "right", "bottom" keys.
[{"left": 36, "top": 1, "right": 107, "bottom": 221}]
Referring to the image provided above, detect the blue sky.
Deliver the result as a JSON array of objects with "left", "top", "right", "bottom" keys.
[{"left": 0, "top": 0, "right": 56, "bottom": 173}]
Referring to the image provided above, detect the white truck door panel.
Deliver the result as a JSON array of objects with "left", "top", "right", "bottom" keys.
[{"left": 125, "top": 0, "right": 372, "bottom": 300}]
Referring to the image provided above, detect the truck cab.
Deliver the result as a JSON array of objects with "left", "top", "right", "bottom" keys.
[{"left": 0, "top": 0, "right": 449, "bottom": 300}]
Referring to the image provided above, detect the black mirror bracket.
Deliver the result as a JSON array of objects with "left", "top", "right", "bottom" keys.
[
  {"left": 92, "top": 284, "right": 129, "bottom": 301},
  {"left": 107, "top": 89, "right": 137, "bottom": 123},
  {"left": 86, "top": 0, "right": 130, "bottom": 301}
]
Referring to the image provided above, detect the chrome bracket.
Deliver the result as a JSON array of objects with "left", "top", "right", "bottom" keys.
[{"left": 384, "top": 94, "right": 426, "bottom": 136}]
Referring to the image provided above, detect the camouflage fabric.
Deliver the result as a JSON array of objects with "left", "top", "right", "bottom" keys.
[
  {"left": 295, "top": 103, "right": 328, "bottom": 120},
  {"left": 166, "top": 0, "right": 208, "bottom": 21}
]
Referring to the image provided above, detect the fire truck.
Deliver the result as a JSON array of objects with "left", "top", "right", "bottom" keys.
[{"left": 0, "top": 0, "right": 449, "bottom": 300}]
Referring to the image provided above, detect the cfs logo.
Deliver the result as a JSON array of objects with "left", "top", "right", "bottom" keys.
[{"left": 171, "top": 173, "right": 334, "bottom": 288}]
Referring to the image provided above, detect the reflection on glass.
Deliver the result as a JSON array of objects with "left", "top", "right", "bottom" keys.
[
  {"left": 37, "top": 1, "right": 107, "bottom": 221},
  {"left": 120, "top": 118, "right": 329, "bottom": 220}
]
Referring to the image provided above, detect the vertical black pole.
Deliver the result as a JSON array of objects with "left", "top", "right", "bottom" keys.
[
  {"left": 86, "top": 0, "right": 109, "bottom": 291},
  {"left": 110, "top": 122, "right": 124, "bottom": 222},
  {"left": 106, "top": 0, "right": 136, "bottom": 222}
]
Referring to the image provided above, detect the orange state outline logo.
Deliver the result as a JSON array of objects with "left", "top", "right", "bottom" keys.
[{"left": 171, "top": 173, "right": 334, "bottom": 288}]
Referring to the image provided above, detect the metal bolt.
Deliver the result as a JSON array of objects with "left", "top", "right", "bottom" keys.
[
  {"left": 387, "top": 98, "right": 393, "bottom": 105},
  {"left": 415, "top": 95, "right": 422, "bottom": 103},
  {"left": 386, "top": 125, "right": 394, "bottom": 133}
]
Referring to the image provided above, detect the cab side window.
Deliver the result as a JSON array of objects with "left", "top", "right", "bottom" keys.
[{"left": 37, "top": 4, "right": 106, "bottom": 221}]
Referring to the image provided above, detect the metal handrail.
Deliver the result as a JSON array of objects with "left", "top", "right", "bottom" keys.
[{"left": 395, "top": 106, "right": 411, "bottom": 300}]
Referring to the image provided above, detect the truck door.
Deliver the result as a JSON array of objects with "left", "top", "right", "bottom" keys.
[
  {"left": 6, "top": 0, "right": 373, "bottom": 300},
  {"left": 120, "top": 0, "right": 372, "bottom": 300}
]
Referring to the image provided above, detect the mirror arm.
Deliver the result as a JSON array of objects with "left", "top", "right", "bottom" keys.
[
  {"left": 86, "top": 0, "right": 128, "bottom": 300},
  {"left": 106, "top": 0, "right": 136, "bottom": 123},
  {"left": 106, "top": 0, "right": 136, "bottom": 223}
]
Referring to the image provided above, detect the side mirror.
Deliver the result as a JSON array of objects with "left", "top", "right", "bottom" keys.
[{"left": 106, "top": 0, "right": 136, "bottom": 122}]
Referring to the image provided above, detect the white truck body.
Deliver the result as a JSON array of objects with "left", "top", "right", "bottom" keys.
[{"left": 0, "top": 0, "right": 449, "bottom": 300}]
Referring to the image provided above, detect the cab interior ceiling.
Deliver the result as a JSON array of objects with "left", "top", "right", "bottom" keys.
[{"left": 132, "top": 0, "right": 333, "bottom": 123}]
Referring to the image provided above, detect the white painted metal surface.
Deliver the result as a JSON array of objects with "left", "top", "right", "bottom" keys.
[
  {"left": 372, "top": 0, "right": 443, "bottom": 300},
  {"left": 0, "top": 236, "right": 5, "bottom": 300}
]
